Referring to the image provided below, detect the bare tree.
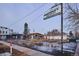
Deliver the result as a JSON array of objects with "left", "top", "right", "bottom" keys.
[
  {"left": 66, "top": 3, "right": 79, "bottom": 31},
  {"left": 65, "top": 3, "right": 79, "bottom": 38}
]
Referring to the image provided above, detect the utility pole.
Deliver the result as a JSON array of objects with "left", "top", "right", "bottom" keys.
[
  {"left": 61, "top": 3, "right": 63, "bottom": 54},
  {"left": 43, "top": 3, "right": 64, "bottom": 54}
]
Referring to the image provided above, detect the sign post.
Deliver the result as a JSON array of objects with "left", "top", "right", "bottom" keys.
[
  {"left": 43, "top": 3, "right": 63, "bottom": 54},
  {"left": 10, "top": 41, "right": 12, "bottom": 55},
  {"left": 61, "top": 3, "right": 63, "bottom": 54},
  {"left": 9, "top": 40, "right": 12, "bottom": 55}
]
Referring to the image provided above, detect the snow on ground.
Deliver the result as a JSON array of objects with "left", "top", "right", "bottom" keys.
[
  {"left": 0, "top": 52, "right": 11, "bottom": 56},
  {"left": 32, "top": 42, "right": 77, "bottom": 54}
]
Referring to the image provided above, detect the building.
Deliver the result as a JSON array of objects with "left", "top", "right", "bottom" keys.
[
  {"left": 0, "top": 26, "right": 13, "bottom": 40},
  {"left": 0, "top": 26, "right": 13, "bottom": 35},
  {"left": 0, "top": 26, "right": 23, "bottom": 40},
  {"left": 44, "top": 29, "right": 69, "bottom": 41},
  {"left": 27, "top": 33, "right": 44, "bottom": 40},
  {"left": 11, "top": 33, "right": 23, "bottom": 39},
  {"left": 27, "top": 32, "right": 68, "bottom": 42},
  {"left": 23, "top": 22, "right": 29, "bottom": 39}
]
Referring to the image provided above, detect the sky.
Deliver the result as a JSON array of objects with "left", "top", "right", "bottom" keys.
[{"left": 0, "top": 3, "right": 77, "bottom": 34}]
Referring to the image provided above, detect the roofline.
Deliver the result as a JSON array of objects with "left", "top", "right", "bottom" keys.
[{"left": 0, "top": 26, "right": 13, "bottom": 30}]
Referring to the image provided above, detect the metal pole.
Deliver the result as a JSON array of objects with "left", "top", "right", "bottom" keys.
[
  {"left": 10, "top": 43, "right": 12, "bottom": 55},
  {"left": 61, "top": 3, "right": 63, "bottom": 54},
  {"left": 10, "top": 40, "right": 12, "bottom": 55}
]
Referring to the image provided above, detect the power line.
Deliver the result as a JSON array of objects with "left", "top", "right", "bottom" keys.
[
  {"left": 23, "top": 4, "right": 56, "bottom": 25},
  {"left": 9, "top": 4, "right": 46, "bottom": 27}
]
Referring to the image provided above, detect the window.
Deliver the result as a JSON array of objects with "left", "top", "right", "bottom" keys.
[
  {"left": 0, "top": 30, "right": 1, "bottom": 33},
  {"left": 6, "top": 31, "right": 7, "bottom": 34},
  {"left": 35, "top": 35, "right": 37, "bottom": 37},
  {"left": 3, "top": 31, "right": 4, "bottom": 34},
  {"left": 1, "top": 27, "right": 2, "bottom": 28},
  {"left": 5, "top": 27, "right": 8, "bottom": 29}
]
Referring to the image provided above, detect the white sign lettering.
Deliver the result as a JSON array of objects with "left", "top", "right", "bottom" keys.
[{"left": 44, "top": 4, "right": 61, "bottom": 20}]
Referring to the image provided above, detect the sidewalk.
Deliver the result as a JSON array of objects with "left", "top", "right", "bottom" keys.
[{"left": 0, "top": 41, "right": 51, "bottom": 56}]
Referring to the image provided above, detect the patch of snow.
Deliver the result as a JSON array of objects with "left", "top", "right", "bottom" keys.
[{"left": 0, "top": 52, "right": 11, "bottom": 56}]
